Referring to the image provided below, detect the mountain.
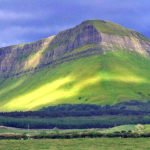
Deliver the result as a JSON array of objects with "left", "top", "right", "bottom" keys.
[{"left": 0, "top": 19, "right": 150, "bottom": 112}]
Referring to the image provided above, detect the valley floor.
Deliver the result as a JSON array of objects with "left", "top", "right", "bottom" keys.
[{"left": 1, "top": 138, "right": 150, "bottom": 150}]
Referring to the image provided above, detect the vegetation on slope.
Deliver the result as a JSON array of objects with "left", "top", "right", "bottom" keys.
[
  {"left": 0, "top": 49, "right": 150, "bottom": 111},
  {"left": 1, "top": 138, "right": 150, "bottom": 150},
  {"left": 1, "top": 124, "right": 150, "bottom": 135},
  {"left": 90, "top": 20, "right": 134, "bottom": 36},
  {"left": 2, "top": 114, "right": 150, "bottom": 129},
  {"left": 90, "top": 20, "right": 150, "bottom": 41},
  {"left": 2, "top": 124, "right": 150, "bottom": 141}
]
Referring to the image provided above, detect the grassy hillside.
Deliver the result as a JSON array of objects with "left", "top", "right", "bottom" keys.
[
  {"left": 100, "top": 124, "right": 150, "bottom": 133},
  {"left": 91, "top": 20, "right": 134, "bottom": 36},
  {"left": 0, "top": 47, "right": 150, "bottom": 111},
  {"left": 90, "top": 20, "right": 150, "bottom": 42},
  {"left": 1, "top": 138, "right": 150, "bottom": 150}
]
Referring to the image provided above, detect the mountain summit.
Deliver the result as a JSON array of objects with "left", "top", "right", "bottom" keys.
[
  {"left": 0, "top": 19, "right": 150, "bottom": 111},
  {"left": 0, "top": 20, "right": 150, "bottom": 78}
]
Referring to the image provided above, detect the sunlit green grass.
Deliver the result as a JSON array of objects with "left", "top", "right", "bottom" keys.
[
  {"left": 0, "top": 50, "right": 150, "bottom": 111},
  {"left": 91, "top": 19, "right": 134, "bottom": 36},
  {"left": 91, "top": 20, "right": 150, "bottom": 42},
  {"left": 1, "top": 124, "right": 150, "bottom": 135},
  {"left": 1, "top": 138, "right": 150, "bottom": 150},
  {"left": 100, "top": 124, "right": 150, "bottom": 133}
]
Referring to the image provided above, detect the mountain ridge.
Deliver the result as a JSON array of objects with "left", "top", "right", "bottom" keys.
[
  {"left": 0, "top": 19, "right": 150, "bottom": 78},
  {"left": 0, "top": 19, "right": 150, "bottom": 111}
]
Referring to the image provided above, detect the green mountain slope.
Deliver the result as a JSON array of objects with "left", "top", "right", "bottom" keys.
[
  {"left": 0, "top": 20, "right": 150, "bottom": 112},
  {"left": 0, "top": 49, "right": 150, "bottom": 111}
]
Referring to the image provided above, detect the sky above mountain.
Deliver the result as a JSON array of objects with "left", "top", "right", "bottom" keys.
[{"left": 0, "top": 0, "right": 150, "bottom": 47}]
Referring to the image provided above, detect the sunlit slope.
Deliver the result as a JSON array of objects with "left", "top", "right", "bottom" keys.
[{"left": 0, "top": 50, "right": 150, "bottom": 111}]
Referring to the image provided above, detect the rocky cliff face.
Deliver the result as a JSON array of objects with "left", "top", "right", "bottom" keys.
[
  {"left": 0, "top": 36, "right": 55, "bottom": 77},
  {"left": 0, "top": 20, "right": 150, "bottom": 77},
  {"left": 100, "top": 32, "right": 150, "bottom": 54}
]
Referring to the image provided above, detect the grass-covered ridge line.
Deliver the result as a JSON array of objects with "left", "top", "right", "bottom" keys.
[
  {"left": 90, "top": 20, "right": 134, "bottom": 36},
  {"left": 63, "top": 44, "right": 99, "bottom": 57},
  {"left": 90, "top": 20, "right": 150, "bottom": 41},
  {"left": 0, "top": 50, "right": 150, "bottom": 111}
]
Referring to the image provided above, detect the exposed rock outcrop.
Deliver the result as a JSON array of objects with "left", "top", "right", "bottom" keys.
[{"left": 0, "top": 19, "right": 150, "bottom": 77}]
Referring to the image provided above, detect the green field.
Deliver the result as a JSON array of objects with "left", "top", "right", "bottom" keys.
[
  {"left": 0, "top": 49, "right": 150, "bottom": 111},
  {"left": 1, "top": 138, "right": 150, "bottom": 150},
  {"left": 0, "top": 124, "right": 150, "bottom": 135}
]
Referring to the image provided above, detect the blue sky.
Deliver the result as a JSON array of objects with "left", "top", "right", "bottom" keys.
[{"left": 0, "top": 0, "right": 150, "bottom": 47}]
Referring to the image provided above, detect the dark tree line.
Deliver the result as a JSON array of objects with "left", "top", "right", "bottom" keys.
[
  {"left": 0, "top": 101, "right": 150, "bottom": 129},
  {"left": 0, "top": 101, "right": 150, "bottom": 118},
  {"left": 0, "top": 115, "right": 150, "bottom": 129}
]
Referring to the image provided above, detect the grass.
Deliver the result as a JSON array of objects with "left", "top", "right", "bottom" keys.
[
  {"left": 100, "top": 125, "right": 136, "bottom": 133},
  {"left": 63, "top": 44, "right": 98, "bottom": 57},
  {"left": 90, "top": 20, "right": 134, "bottom": 36},
  {"left": 0, "top": 49, "right": 150, "bottom": 111},
  {"left": 1, "top": 124, "right": 150, "bottom": 135},
  {"left": 1, "top": 138, "right": 150, "bottom": 150},
  {"left": 90, "top": 20, "right": 150, "bottom": 41},
  {"left": 0, "top": 19, "right": 150, "bottom": 112},
  {"left": 100, "top": 124, "right": 150, "bottom": 134},
  {"left": 0, "top": 127, "right": 92, "bottom": 135}
]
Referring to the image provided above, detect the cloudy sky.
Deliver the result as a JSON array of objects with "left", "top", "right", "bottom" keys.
[{"left": 0, "top": 0, "right": 150, "bottom": 47}]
